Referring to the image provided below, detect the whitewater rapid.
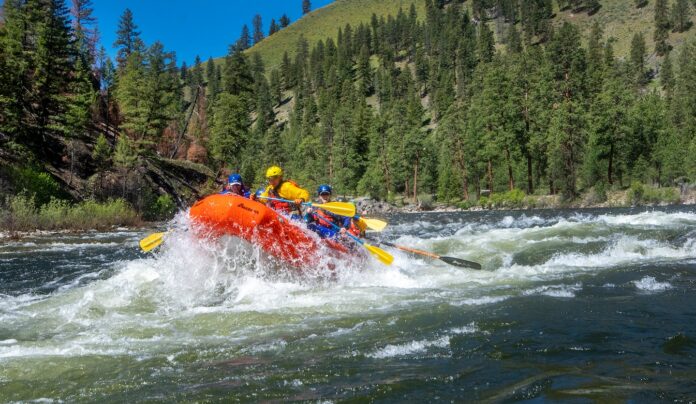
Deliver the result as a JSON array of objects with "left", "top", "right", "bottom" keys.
[{"left": 1, "top": 207, "right": 695, "bottom": 400}]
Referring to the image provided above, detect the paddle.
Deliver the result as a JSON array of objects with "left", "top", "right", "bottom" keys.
[
  {"left": 375, "top": 240, "right": 482, "bottom": 270},
  {"left": 260, "top": 196, "right": 356, "bottom": 217},
  {"left": 325, "top": 221, "right": 393, "bottom": 265},
  {"left": 356, "top": 216, "right": 388, "bottom": 232},
  {"left": 140, "top": 231, "right": 166, "bottom": 253}
]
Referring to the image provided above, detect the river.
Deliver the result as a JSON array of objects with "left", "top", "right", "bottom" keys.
[{"left": 1, "top": 207, "right": 696, "bottom": 401}]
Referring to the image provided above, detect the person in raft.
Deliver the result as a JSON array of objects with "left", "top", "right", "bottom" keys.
[
  {"left": 252, "top": 166, "right": 309, "bottom": 217},
  {"left": 221, "top": 173, "right": 251, "bottom": 197},
  {"left": 304, "top": 184, "right": 366, "bottom": 239}
]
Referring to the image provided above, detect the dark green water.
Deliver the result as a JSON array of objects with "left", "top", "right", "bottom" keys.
[{"left": 1, "top": 207, "right": 696, "bottom": 402}]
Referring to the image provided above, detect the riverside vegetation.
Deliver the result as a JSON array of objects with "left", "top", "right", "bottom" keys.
[{"left": 1, "top": 0, "right": 696, "bottom": 230}]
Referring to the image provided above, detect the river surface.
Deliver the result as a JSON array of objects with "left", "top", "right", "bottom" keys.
[{"left": 1, "top": 207, "right": 696, "bottom": 402}]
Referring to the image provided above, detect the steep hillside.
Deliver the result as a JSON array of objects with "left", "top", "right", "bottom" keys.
[
  {"left": 247, "top": 0, "right": 426, "bottom": 71},
  {"left": 245, "top": 0, "right": 696, "bottom": 72},
  {"left": 551, "top": 1, "right": 696, "bottom": 63}
]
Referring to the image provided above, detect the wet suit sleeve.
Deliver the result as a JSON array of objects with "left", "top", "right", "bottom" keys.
[
  {"left": 278, "top": 182, "right": 310, "bottom": 202},
  {"left": 259, "top": 185, "right": 272, "bottom": 200}
]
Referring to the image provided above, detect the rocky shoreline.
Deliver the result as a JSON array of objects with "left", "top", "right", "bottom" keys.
[{"left": 351, "top": 188, "right": 696, "bottom": 215}]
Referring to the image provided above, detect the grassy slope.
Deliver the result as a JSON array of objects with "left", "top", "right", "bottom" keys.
[
  {"left": 242, "top": 0, "right": 695, "bottom": 74},
  {"left": 245, "top": 0, "right": 425, "bottom": 72},
  {"left": 551, "top": 1, "right": 696, "bottom": 64}
]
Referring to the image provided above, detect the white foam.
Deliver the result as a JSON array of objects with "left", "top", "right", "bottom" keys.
[
  {"left": 2, "top": 208, "right": 695, "bottom": 366},
  {"left": 367, "top": 335, "right": 451, "bottom": 359},
  {"left": 523, "top": 283, "right": 582, "bottom": 298},
  {"left": 449, "top": 322, "right": 479, "bottom": 335},
  {"left": 451, "top": 296, "right": 510, "bottom": 307},
  {"left": 633, "top": 276, "right": 672, "bottom": 292}
]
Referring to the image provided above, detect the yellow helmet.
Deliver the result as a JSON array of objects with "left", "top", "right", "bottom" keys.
[{"left": 266, "top": 166, "right": 283, "bottom": 178}]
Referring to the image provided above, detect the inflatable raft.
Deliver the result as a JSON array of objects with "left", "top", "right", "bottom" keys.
[{"left": 189, "top": 194, "right": 355, "bottom": 268}]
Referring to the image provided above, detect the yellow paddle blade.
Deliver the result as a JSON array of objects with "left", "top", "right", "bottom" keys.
[
  {"left": 139, "top": 232, "right": 166, "bottom": 252},
  {"left": 313, "top": 201, "right": 356, "bottom": 217},
  {"left": 360, "top": 217, "right": 388, "bottom": 231},
  {"left": 364, "top": 243, "right": 394, "bottom": 265}
]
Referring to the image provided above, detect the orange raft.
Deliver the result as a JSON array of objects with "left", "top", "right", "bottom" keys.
[{"left": 189, "top": 193, "right": 354, "bottom": 268}]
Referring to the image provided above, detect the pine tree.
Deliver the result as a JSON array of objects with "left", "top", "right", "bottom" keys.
[
  {"left": 548, "top": 98, "right": 586, "bottom": 199},
  {"left": 269, "top": 18, "right": 279, "bottom": 36},
  {"left": 113, "top": 134, "right": 137, "bottom": 197},
  {"left": 279, "top": 14, "right": 291, "bottom": 28},
  {"left": 302, "top": 0, "right": 312, "bottom": 15},
  {"left": 92, "top": 133, "right": 112, "bottom": 171},
  {"left": 209, "top": 93, "right": 250, "bottom": 168},
  {"left": 269, "top": 69, "right": 283, "bottom": 105},
  {"left": 252, "top": 14, "right": 264, "bottom": 44},
  {"left": 279, "top": 51, "right": 291, "bottom": 89},
  {"left": 507, "top": 24, "right": 522, "bottom": 53},
  {"left": 190, "top": 55, "right": 203, "bottom": 90},
  {"left": 661, "top": 50, "right": 675, "bottom": 100},
  {"left": 654, "top": 0, "right": 671, "bottom": 55},
  {"left": 114, "top": 8, "right": 143, "bottom": 68},
  {"left": 115, "top": 42, "right": 179, "bottom": 147},
  {"left": 477, "top": 22, "right": 495, "bottom": 63},
  {"left": 222, "top": 44, "right": 253, "bottom": 103},
  {"left": 70, "top": 0, "right": 98, "bottom": 64},
  {"left": 237, "top": 24, "right": 250, "bottom": 50},
  {"left": 206, "top": 57, "right": 220, "bottom": 103},
  {"left": 630, "top": 32, "right": 647, "bottom": 85},
  {"left": 671, "top": 0, "right": 693, "bottom": 32}
]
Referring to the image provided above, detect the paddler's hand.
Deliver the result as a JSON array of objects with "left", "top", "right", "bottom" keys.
[
  {"left": 340, "top": 228, "right": 347, "bottom": 235},
  {"left": 294, "top": 199, "right": 304, "bottom": 206},
  {"left": 250, "top": 194, "right": 257, "bottom": 201}
]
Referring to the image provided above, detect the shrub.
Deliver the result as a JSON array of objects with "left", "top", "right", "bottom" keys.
[
  {"left": 417, "top": 193, "right": 434, "bottom": 210},
  {"left": 594, "top": 181, "right": 608, "bottom": 203},
  {"left": 627, "top": 182, "right": 680, "bottom": 205},
  {"left": 483, "top": 189, "right": 526, "bottom": 209},
  {"left": 458, "top": 200, "right": 473, "bottom": 210},
  {"left": 144, "top": 194, "right": 177, "bottom": 221},
  {"left": 478, "top": 196, "right": 490, "bottom": 209},
  {"left": 0, "top": 195, "right": 139, "bottom": 231},
  {"left": 9, "top": 167, "right": 64, "bottom": 206},
  {"left": 627, "top": 181, "right": 644, "bottom": 205}
]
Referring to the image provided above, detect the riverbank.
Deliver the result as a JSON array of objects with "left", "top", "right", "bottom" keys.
[
  {"left": 2, "top": 184, "right": 692, "bottom": 233},
  {"left": 354, "top": 184, "right": 693, "bottom": 215},
  {"left": 0, "top": 194, "right": 141, "bottom": 232}
]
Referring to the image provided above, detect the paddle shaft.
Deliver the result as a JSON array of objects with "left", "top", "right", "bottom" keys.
[
  {"left": 372, "top": 240, "right": 482, "bottom": 269},
  {"left": 378, "top": 241, "right": 439, "bottom": 258},
  {"left": 325, "top": 220, "right": 363, "bottom": 245}
]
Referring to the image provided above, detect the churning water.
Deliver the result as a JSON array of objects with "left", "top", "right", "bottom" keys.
[{"left": 1, "top": 207, "right": 696, "bottom": 401}]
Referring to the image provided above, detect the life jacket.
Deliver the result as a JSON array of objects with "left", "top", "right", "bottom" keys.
[
  {"left": 347, "top": 218, "right": 364, "bottom": 237},
  {"left": 314, "top": 209, "right": 342, "bottom": 229},
  {"left": 267, "top": 180, "right": 300, "bottom": 214}
]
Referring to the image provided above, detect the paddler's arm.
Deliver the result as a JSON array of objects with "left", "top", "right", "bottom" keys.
[
  {"left": 252, "top": 187, "right": 272, "bottom": 202},
  {"left": 278, "top": 182, "right": 310, "bottom": 206}
]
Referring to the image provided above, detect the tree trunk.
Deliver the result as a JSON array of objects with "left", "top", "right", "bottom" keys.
[
  {"left": 527, "top": 154, "right": 534, "bottom": 194},
  {"left": 476, "top": 176, "right": 481, "bottom": 199},
  {"left": 607, "top": 142, "right": 614, "bottom": 185},
  {"left": 506, "top": 147, "right": 514, "bottom": 191},
  {"left": 413, "top": 154, "right": 419, "bottom": 204},
  {"left": 487, "top": 159, "right": 493, "bottom": 192}
]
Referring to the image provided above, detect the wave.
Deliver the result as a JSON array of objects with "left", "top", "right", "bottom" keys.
[{"left": 1, "top": 209, "right": 695, "bottom": 363}]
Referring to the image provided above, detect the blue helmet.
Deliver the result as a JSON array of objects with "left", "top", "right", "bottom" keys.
[
  {"left": 228, "top": 173, "right": 242, "bottom": 185},
  {"left": 317, "top": 184, "right": 332, "bottom": 195}
]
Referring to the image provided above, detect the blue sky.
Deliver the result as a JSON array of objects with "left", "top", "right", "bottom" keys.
[{"left": 93, "top": 0, "right": 334, "bottom": 66}]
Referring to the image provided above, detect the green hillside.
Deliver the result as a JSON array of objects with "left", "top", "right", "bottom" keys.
[
  {"left": 247, "top": 0, "right": 425, "bottom": 71},
  {"left": 551, "top": 1, "right": 696, "bottom": 62},
  {"left": 244, "top": 0, "right": 696, "bottom": 72}
]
